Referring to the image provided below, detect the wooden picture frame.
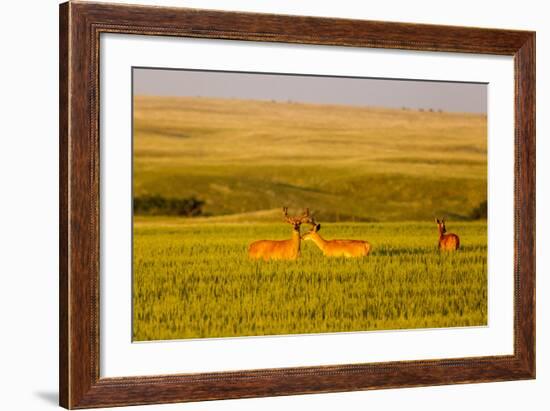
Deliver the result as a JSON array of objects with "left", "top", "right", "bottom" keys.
[{"left": 59, "top": 1, "right": 535, "bottom": 408}]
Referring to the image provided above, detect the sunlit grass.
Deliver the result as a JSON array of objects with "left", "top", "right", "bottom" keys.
[{"left": 133, "top": 220, "right": 487, "bottom": 341}]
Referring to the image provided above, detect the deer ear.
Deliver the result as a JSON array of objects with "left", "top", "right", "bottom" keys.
[
  {"left": 316, "top": 223, "right": 321, "bottom": 231},
  {"left": 435, "top": 218, "right": 440, "bottom": 224}
]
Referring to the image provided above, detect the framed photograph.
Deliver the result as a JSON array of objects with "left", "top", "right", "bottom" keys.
[{"left": 59, "top": 2, "right": 535, "bottom": 408}]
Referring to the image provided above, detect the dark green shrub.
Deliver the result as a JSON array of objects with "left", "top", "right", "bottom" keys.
[
  {"left": 134, "top": 195, "right": 205, "bottom": 216},
  {"left": 469, "top": 200, "right": 487, "bottom": 220}
]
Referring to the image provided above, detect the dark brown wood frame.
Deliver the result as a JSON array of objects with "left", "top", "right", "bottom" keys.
[{"left": 59, "top": 1, "right": 535, "bottom": 409}]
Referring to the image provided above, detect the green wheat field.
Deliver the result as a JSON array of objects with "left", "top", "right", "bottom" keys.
[{"left": 132, "top": 95, "right": 488, "bottom": 341}]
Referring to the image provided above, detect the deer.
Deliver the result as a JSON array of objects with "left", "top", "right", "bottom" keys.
[
  {"left": 301, "top": 216, "right": 371, "bottom": 257},
  {"left": 248, "top": 207, "right": 312, "bottom": 261},
  {"left": 435, "top": 218, "right": 460, "bottom": 251}
]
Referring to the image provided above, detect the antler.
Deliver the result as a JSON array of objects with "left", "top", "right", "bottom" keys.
[
  {"left": 282, "top": 207, "right": 292, "bottom": 223},
  {"left": 300, "top": 208, "right": 316, "bottom": 225}
]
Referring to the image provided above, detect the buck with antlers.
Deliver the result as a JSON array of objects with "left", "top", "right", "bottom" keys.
[
  {"left": 248, "top": 207, "right": 312, "bottom": 261},
  {"left": 435, "top": 218, "right": 460, "bottom": 251},
  {"left": 301, "top": 216, "right": 371, "bottom": 257}
]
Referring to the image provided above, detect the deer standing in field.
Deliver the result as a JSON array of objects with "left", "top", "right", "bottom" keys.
[
  {"left": 248, "top": 208, "right": 312, "bottom": 261},
  {"left": 435, "top": 218, "right": 460, "bottom": 251},
  {"left": 301, "top": 217, "right": 371, "bottom": 257}
]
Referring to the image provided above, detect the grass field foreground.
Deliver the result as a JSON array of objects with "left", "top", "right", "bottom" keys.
[{"left": 133, "top": 219, "right": 487, "bottom": 341}]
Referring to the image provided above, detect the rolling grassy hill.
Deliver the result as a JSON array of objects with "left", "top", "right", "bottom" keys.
[{"left": 133, "top": 95, "right": 486, "bottom": 222}]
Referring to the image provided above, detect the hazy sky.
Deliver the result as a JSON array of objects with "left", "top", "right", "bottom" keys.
[{"left": 134, "top": 68, "right": 487, "bottom": 114}]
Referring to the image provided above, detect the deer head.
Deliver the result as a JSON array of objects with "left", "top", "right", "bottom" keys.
[
  {"left": 301, "top": 211, "right": 321, "bottom": 240},
  {"left": 283, "top": 207, "right": 311, "bottom": 232},
  {"left": 435, "top": 218, "right": 447, "bottom": 234}
]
